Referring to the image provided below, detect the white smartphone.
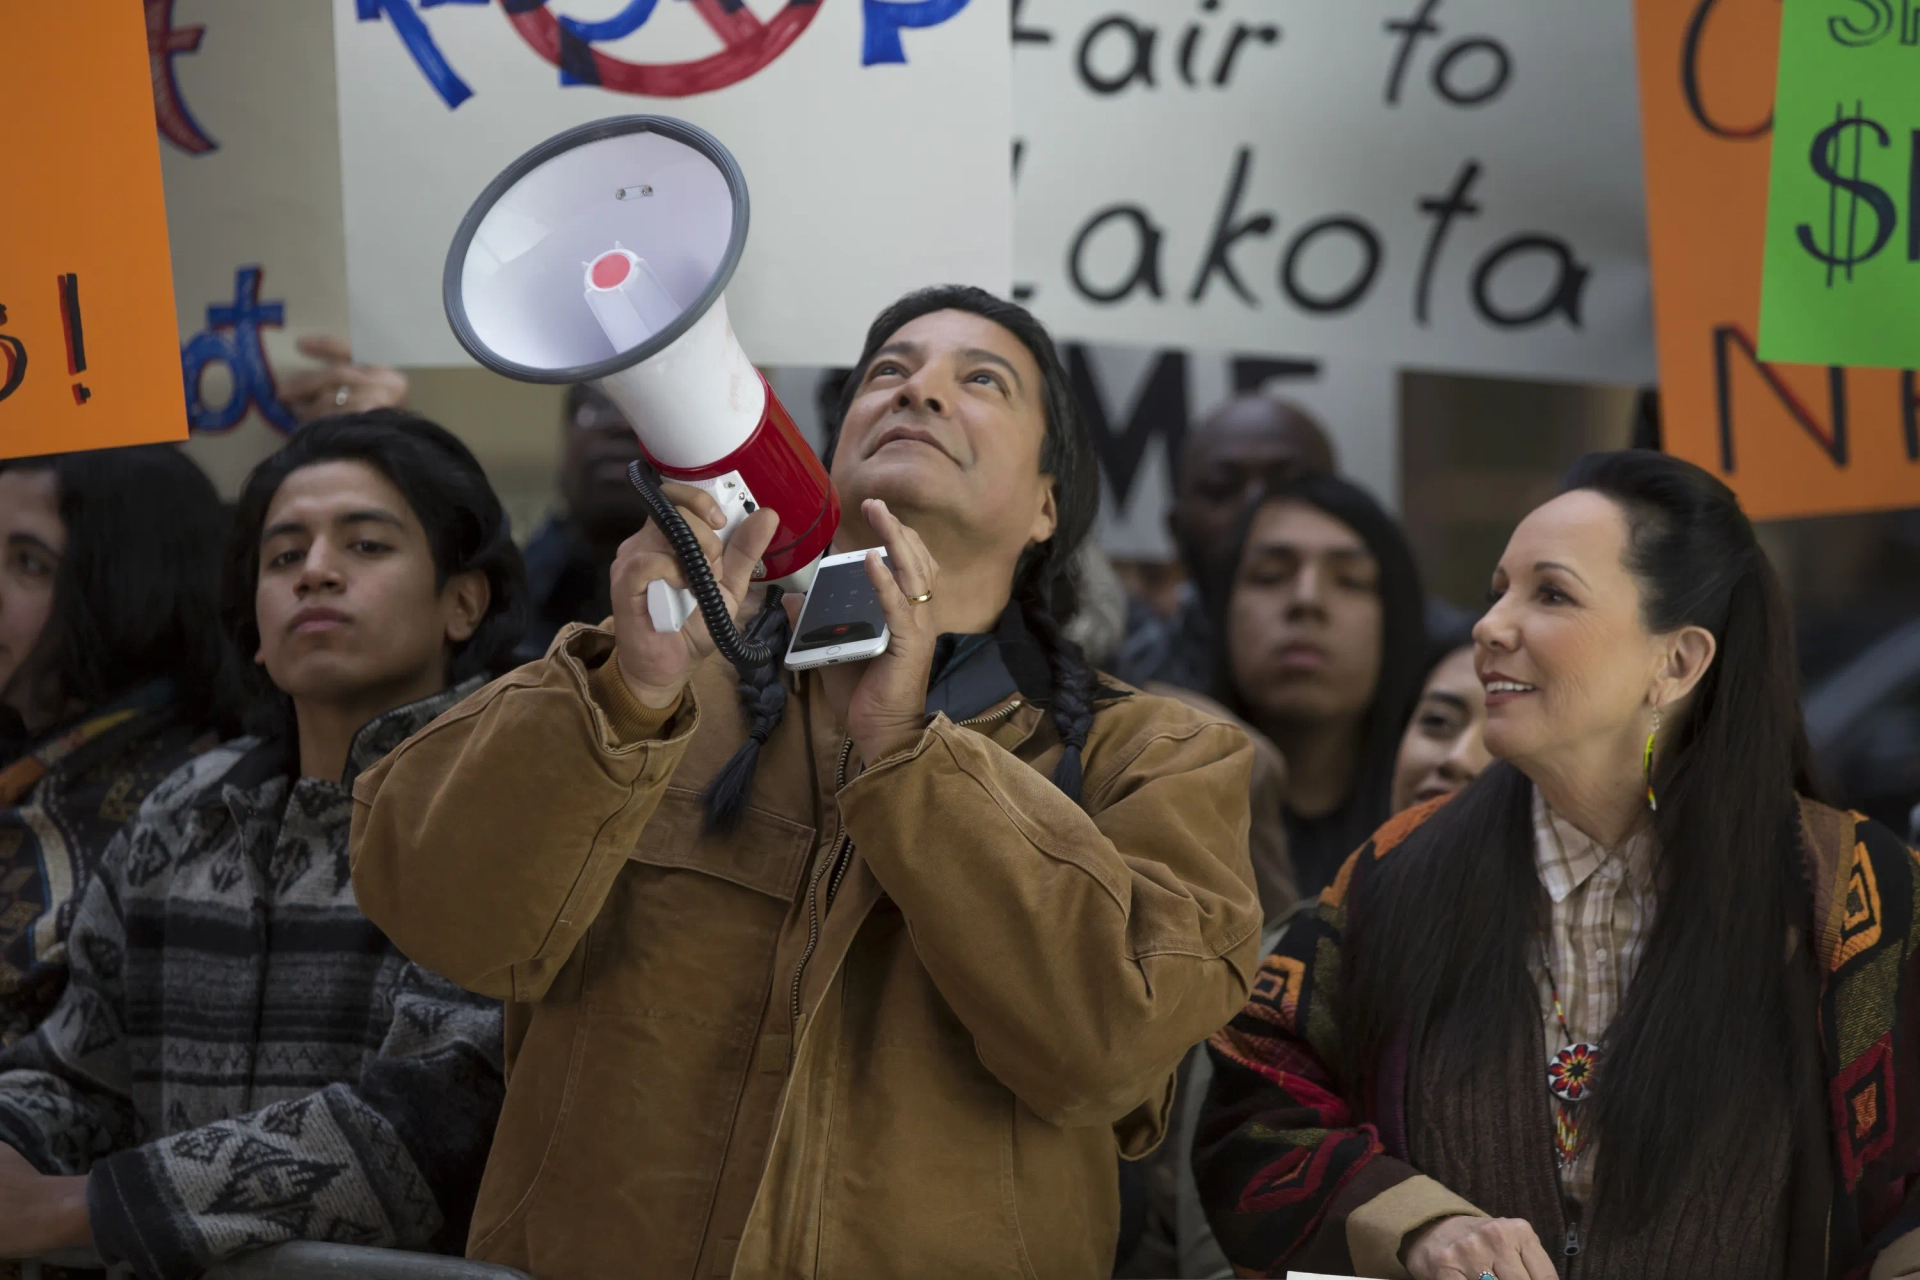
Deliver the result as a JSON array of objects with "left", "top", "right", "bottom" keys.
[{"left": 785, "top": 549, "right": 891, "bottom": 671}]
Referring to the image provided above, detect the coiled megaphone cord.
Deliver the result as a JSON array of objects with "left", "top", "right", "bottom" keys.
[{"left": 627, "top": 462, "right": 777, "bottom": 673}]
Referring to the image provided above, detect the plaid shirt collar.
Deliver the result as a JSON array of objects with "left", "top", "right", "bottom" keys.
[{"left": 1532, "top": 785, "right": 1656, "bottom": 904}]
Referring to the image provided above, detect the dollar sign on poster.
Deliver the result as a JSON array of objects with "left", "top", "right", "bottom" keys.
[{"left": 1797, "top": 106, "right": 1903, "bottom": 283}]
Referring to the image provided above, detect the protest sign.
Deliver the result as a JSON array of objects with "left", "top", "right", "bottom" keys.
[
  {"left": 1758, "top": 0, "right": 1920, "bottom": 370},
  {"left": 0, "top": 2, "right": 184, "bottom": 460},
  {"left": 1636, "top": 0, "right": 1920, "bottom": 520},
  {"left": 1011, "top": 0, "right": 1655, "bottom": 385},
  {"left": 1076, "top": 345, "right": 1399, "bottom": 558},
  {"left": 155, "top": 0, "right": 357, "bottom": 495},
  {"left": 331, "top": 0, "right": 1012, "bottom": 369}
]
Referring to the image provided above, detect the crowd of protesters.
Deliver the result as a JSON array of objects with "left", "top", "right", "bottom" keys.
[{"left": 0, "top": 288, "right": 1908, "bottom": 1280}]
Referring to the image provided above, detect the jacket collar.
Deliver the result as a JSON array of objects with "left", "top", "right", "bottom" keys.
[
  {"left": 0, "top": 679, "right": 179, "bottom": 798},
  {"left": 0, "top": 679, "right": 177, "bottom": 771},
  {"left": 922, "top": 606, "right": 1055, "bottom": 725},
  {"left": 1798, "top": 796, "right": 1864, "bottom": 976},
  {"left": 205, "top": 676, "right": 486, "bottom": 806},
  {"left": 343, "top": 676, "right": 484, "bottom": 787}
]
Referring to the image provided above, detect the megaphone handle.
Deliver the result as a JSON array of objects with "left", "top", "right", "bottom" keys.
[
  {"left": 626, "top": 462, "right": 776, "bottom": 672},
  {"left": 647, "top": 579, "right": 700, "bottom": 633},
  {"left": 640, "top": 471, "right": 752, "bottom": 635}
]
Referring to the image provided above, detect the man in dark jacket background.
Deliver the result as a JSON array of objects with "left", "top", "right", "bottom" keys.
[{"left": 516, "top": 385, "right": 651, "bottom": 661}]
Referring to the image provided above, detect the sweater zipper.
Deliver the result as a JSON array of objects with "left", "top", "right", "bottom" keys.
[{"left": 785, "top": 698, "right": 1023, "bottom": 1034}]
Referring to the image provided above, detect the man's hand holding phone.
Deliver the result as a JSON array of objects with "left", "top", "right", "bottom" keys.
[
  {"left": 610, "top": 482, "right": 781, "bottom": 709},
  {"left": 797, "top": 498, "right": 942, "bottom": 768}
]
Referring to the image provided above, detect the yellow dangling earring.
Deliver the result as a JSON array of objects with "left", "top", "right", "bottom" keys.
[{"left": 1644, "top": 708, "right": 1661, "bottom": 811}]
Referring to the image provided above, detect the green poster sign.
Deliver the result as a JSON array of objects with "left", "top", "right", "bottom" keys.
[{"left": 1760, "top": 0, "right": 1920, "bottom": 369}]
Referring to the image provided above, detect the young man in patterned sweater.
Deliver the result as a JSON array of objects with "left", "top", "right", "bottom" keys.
[{"left": 0, "top": 416, "right": 526, "bottom": 1278}]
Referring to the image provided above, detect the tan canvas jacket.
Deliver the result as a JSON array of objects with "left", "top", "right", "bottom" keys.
[{"left": 349, "top": 623, "right": 1261, "bottom": 1280}]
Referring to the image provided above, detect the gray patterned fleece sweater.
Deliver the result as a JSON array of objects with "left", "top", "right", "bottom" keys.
[{"left": 0, "top": 682, "right": 504, "bottom": 1280}]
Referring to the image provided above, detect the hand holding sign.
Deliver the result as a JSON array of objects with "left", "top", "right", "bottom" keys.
[{"left": 0, "top": 2, "right": 184, "bottom": 459}]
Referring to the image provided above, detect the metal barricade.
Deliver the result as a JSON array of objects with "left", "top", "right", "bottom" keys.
[{"left": 25, "top": 1243, "right": 532, "bottom": 1279}]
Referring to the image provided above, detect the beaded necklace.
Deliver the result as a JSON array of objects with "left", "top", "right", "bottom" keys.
[{"left": 1541, "top": 946, "right": 1599, "bottom": 1168}]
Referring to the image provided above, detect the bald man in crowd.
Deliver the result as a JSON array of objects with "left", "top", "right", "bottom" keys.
[{"left": 1113, "top": 394, "right": 1336, "bottom": 693}]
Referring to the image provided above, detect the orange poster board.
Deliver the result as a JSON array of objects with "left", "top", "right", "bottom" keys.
[
  {"left": 1635, "top": 0, "right": 1920, "bottom": 520},
  {"left": 0, "top": 1, "right": 185, "bottom": 459}
]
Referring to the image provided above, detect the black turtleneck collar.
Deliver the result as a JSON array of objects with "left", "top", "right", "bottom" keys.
[{"left": 921, "top": 605, "right": 1055, "bottom": 724}]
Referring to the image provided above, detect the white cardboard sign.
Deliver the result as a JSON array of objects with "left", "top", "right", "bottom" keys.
[
  {"left": 156, "top": 0, "right": 355, "bottom": 492},
  {"left": 331, "top": 0, "right": 1013, "bottom": 369},
  {"left": 1012, "top": 0, "right": 1656, "bottom": 385}
]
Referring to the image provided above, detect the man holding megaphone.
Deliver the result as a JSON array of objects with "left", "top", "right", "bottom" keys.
[{"left": 349, "top": 118, "right": 1260, "bottom": 1280}]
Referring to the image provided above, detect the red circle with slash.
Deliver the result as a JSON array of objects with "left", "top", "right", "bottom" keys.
[{"left": 505, "top": 1, "right": 821, "bottom": 99}]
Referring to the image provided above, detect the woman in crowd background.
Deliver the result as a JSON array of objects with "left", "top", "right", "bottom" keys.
[
  {"left": 1204, "top": 472, "right": 1428, "bottom": 899},
  {"left": 1390, "top": 608, "right": 1492, "bottom": 815},
  {"left": 1196, "top": 450, "right": 1920, "bottom": 1280},
  {"left": 0, "top": 447, "right": 238, "bottom": 1046}
]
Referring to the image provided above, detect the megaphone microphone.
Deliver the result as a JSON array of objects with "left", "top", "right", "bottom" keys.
[{"left": 444, "top": 116, "right": 839, "bottom": 669}]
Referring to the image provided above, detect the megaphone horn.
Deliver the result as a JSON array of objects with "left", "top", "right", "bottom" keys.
[{"left": 443, "top": 116, "right": 839, "bottom": 664}]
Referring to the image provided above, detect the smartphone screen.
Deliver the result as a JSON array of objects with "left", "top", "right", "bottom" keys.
[{"left": 788, "top": 553, "right": 890, "bottom": 655}]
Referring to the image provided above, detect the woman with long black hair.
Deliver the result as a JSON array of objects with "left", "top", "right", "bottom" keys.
[
  {"left": 1203, "top": 472, "right": 1428, "bottom": 899},
  {"left": 1195, "top": 450, "right": 1920, "bottom": 1280},
  {"left": 0, "top": 446, "right": 238, "bottom": 1045},
  {"left": 351, "top": 286, "right": 1263, "bottom": 1280}
]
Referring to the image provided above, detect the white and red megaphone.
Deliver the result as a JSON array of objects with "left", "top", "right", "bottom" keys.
[{"left": 444, "top": 117, "right": 838, "bottom": 639}]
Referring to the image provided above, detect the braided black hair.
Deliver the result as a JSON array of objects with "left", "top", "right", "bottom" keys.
[
  {"left": 1013, "top": 573, "right": 1097, "bottom": 801},
  {"left": 700, "top": 285, "right": 1107, "bottom": 830},
  {"left": 700, "top": 587, "right": 790, "bottom": 834}
]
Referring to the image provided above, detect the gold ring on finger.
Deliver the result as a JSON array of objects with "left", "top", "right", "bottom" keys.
[{"left": 906, "top": 590, "right": 933, "bottom": 605}]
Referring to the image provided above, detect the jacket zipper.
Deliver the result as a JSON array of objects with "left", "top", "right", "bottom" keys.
[
  {"left": 790, "top": 738, "right": 856, "bottom": 1032},
  {"left": 958, "top": 696, "right": 1022, "bottom": 729},
  {"left": 784, "top": 698, "right": 1022, "bottom": 1033}
]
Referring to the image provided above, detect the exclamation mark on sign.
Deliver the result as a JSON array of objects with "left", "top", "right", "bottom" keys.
[{"left": 57, "top": 274, "right": 89, "bottom": 405}]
